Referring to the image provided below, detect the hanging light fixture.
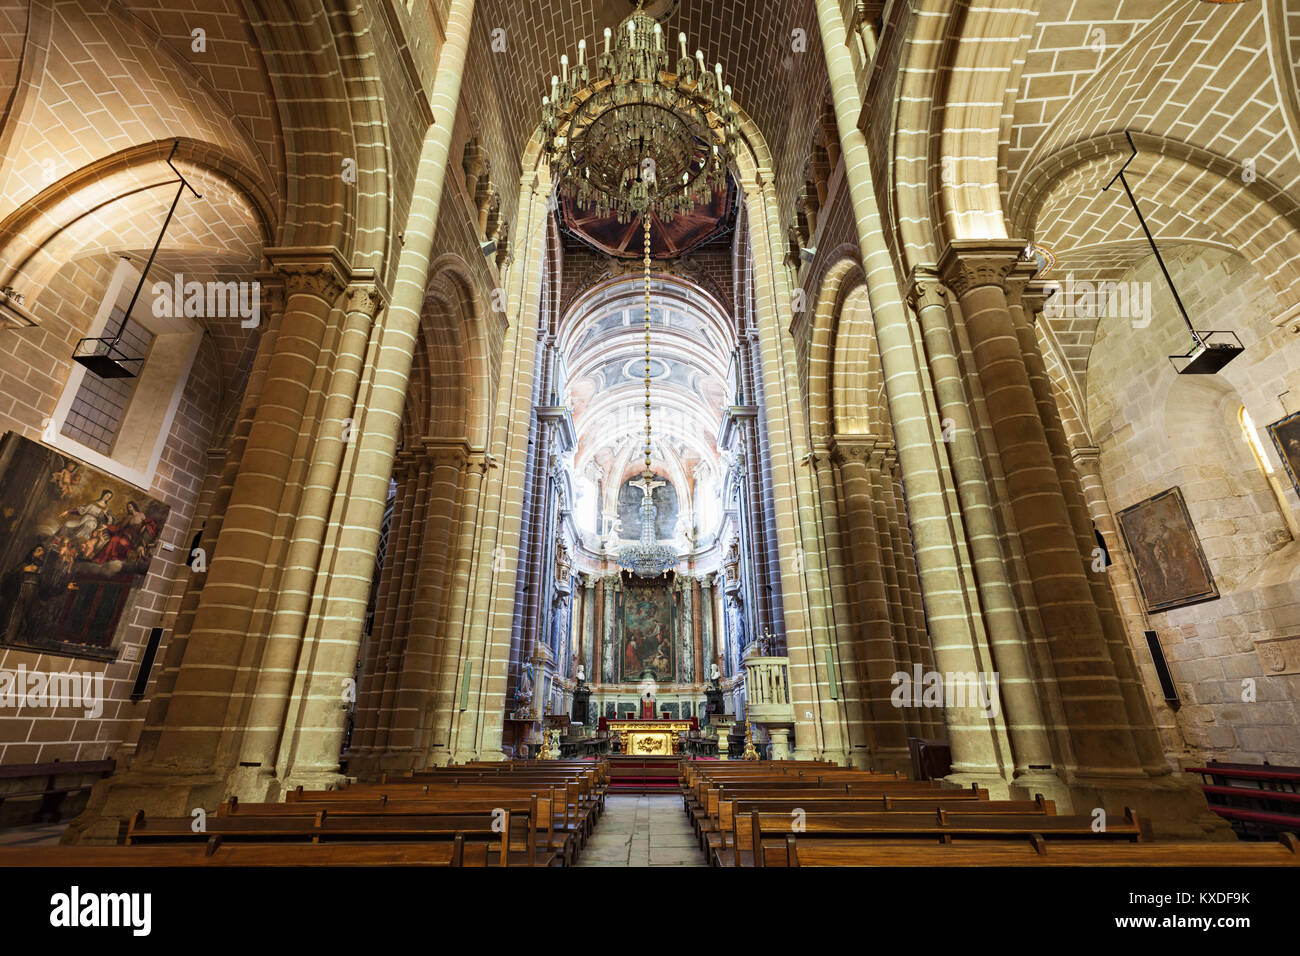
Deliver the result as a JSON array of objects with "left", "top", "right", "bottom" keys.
[
  {"left": 539, "top": 1, "right": 739, "bottom": 225},
  {"left": 541, "top": 3, "right": 738, "bottom": 578},
  {"left": 71, "top": 140, "right": 201, "bottom": 378}
]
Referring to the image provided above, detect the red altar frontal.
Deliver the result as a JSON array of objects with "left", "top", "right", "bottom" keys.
[{"left": 599, "top": 717, "right": 697, "bottom": 756}]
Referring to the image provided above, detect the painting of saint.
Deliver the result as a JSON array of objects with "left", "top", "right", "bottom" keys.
[
  {"left": 0, "top": 433, "right": 169, "bottom": 659},
  {"left": 620, "top": 580, "right": 676, "bottom": 681},
  {"left": 1116, "top": 486, "right": 1218, "bottom": 613},
  {"left": 1266, "top": 409, "right": 1300, "bottom": 498}
]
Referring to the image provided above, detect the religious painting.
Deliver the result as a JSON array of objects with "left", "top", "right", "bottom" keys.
[
  {"left": 619, "top": 577, "right": 677, "bottom": 682},
  {"left": 0, "top": 433, "right": 169, "bottom": 660},
  {"left": 1116, "top": 487, "right": 1218, "bottom": 614},
  {"left": 1265, "top": 409, "right": 1300, "bottom": 498}
]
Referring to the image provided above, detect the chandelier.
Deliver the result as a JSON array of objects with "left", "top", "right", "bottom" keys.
[{"left": 539, "top": 1, "right": 739, "bottom": 224}]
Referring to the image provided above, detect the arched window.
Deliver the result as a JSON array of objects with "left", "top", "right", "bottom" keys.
[{"left": 1239, "top": 405, "right": 1299, "bottom": 539}]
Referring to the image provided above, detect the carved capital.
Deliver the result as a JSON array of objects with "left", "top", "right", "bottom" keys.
[
  {"left": 268, "top": 248, "right": 350, "bottom": 304},
  {"left": 252, "top": 274, "right": 286, "bottom": 318},
  {"left": 1020, "top": 279, "right": 1056, "bottom": 320},
  {"left": 1003, "top": 259, "right": 1042, "bottom": 309},
  {"left": 422, "top": 438, "right": 470, "bottom": 469},
  {"left": 938, "top": 240, "right": 1028, "bottom": 299},
  {"left": 345, "top": 282, "right": 386, "bottom": 318},
  {"left": 906, "top": 267, "right": 948, "bottom": 313},
  {"left": 829, "top": 433, "right": 883, "bottom": 469}
]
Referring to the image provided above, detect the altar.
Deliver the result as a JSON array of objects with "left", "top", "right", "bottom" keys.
[{"left": 603, "top": 717, "right": 695, "bottom": 756}]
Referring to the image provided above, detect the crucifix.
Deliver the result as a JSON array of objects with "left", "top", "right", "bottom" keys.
[{"left": 630, "top": 472, "right": 667, "bottom": 498}]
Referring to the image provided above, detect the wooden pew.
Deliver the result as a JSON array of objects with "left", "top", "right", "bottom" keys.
[
  {"left": 121, "top": 805, "right": 563, "bottom": 867},
  {"left": 717, "top": 807, "right": 1150, "bottom": 867},
  {"left": 322, "top": 779, "right": 591, "bottom": 857},
  {"left": 286, "top": 784, "right": 575, "bottom": 864},
  {"left": 780, "top": 832, "right": 1300, "bottom": 867},
  {"left": 702, "top": 794, "right": 1054, "bottom": 854},
  {"left": 218, "top": 794, "right": 557, "bottom": 865},
  {"left": 1186, "top": 762, "right": 1300, "bottom": 839},
  {"left": 0, "top": 840, "right": 478, "bottom": 867}
]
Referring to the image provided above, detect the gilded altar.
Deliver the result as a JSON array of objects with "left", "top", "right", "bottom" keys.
[{"left": 608, "top": 719, "right": 692, "bottom": 756}]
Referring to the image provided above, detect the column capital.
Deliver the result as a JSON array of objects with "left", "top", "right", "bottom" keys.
[
  {"left": 265, "top": 246, "right": 351, "bottom": 303},
  {"left": 420, "top": 437, "right": 472, "bottom": 468},
  {"left": 938, "top": 239, "right": 1030, "bottom": 298},
  {"left": 1070, "top": 444, "right": 1101, "bottom": 467},
  {"left": 252, "top": 273, "right": 286, "bottom": 317},
  {"left": 1020, "top": 279, "right": 1057, "bottom": 320},
  {"left": 1004, "top": 259, "right": 1042, "bottom": 309},
  {"left": 906, "top": 267, "right": 949, "bottom": 312},
  {"left": 829, "top": 432, "right": 887, "bottom": 468},
  {"left": 345, "top": 280, "right": 388, "bottom": 318}
]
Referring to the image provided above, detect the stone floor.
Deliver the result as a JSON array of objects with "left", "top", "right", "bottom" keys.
[{"left": 575, "top": 794, "right": 706, "bottom": 867}]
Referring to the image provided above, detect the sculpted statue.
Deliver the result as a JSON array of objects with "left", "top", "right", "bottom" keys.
[
  {"left": 723, "top": 535, "right": 740, "bottom": 583},
  {"left": 576, "top": 663, "right": 586, "bottom": 684},
  {"left": 555, "top": 537, "right": 572, "bottom": 583},
  {"left": 514, "top": 660, "right": 534, "bottom": 715}
]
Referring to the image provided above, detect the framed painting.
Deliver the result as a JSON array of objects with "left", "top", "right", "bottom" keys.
[
  {"left": 0, "top": 432, "right": 169, "bottom": 660},
  {"left": 1265, "top": 409, "right": 1300, "bottom": 497},
  {"left": 618, "top": 576, "right": 677, "bottom": 682},
  {"left": 1116, "top": 486, "right": 1218, "bottom": 614}
]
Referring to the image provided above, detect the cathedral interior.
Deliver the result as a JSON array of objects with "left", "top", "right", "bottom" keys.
[{"left": 0, "top": 0, "right": 1299, "bottom": 890}]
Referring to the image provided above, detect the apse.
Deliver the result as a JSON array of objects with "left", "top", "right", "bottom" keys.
[{"left": 560, "top": 273, "right": 733, "bottom": 564}]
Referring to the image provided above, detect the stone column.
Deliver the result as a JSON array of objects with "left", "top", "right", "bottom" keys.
[
  {"left": 830, "top": 437, "right": 911, "bottom": 770},
  {"left": 602, "top": 574, "right": 618, "bottom": 684},
  {"left": 134, "top": 279, "right": 285, "bottom": 761},
  {"left": 425, "top": 451, "right": 488, "bottom": 766},
  {"left": 388, "top": 441, "right": 468, "bottom": 763},
  {"left": 815, "top": 0, "right": 1012, "bottom": 790},
  {"left": 700, "top": 572, "right": 715, "bottom": 676},
  {"left": 236, "top": 280, "right": 385, "bottom": 782},
  {"left": 277, "top": 0, "right": 479, "bottom": 785},
  {"left": 446, "top": 169, "right": 551, "bottom": 763},
  {"left": 939, "top": 240, "right": 1142, "bottom": 777},
  {"left": 691, "top": 576, "right": 704, "bottom": 686},
  {"left": 1009, "top": 276, "right": 1166, "bottom": 774},
  {"left": 908, "top": 269, "right": 1063, "bottom": 795}
]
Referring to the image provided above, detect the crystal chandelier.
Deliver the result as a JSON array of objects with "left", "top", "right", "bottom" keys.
[{"left": 539, "top": 1, "right": 739, "bottom": 224}]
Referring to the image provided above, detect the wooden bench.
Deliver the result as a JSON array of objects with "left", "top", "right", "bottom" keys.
[
  {"left": 287, "top": 784, "right": 577, "bottom": 863},
  {"left": 0, "top": 758, "right": 115, "bottom": 823},
  {"left": 691, "top": 782, "right": 987, "bottom": 842},
  {"left": 780, "top": 832, "right": 1300, "bottom": 867},
  {"left": 715, "top": 807, "right": 1149, "bottom": 866},
  {"left": 337, "top": 777, "right": 595, "bottom": 851},
  {"left": 702, "top": 794, "right": 1054, "bottom": 854},
  {"left": 122, "top": 805, "right": 561, "bottom": 867},
  {"left": 0, "top": 840, "right": 479, "bottom": 867}
]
